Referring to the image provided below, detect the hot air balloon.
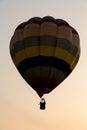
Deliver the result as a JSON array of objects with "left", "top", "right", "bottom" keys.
[{"left": 10, "top": 16, "right": 80, "bottom": 98}]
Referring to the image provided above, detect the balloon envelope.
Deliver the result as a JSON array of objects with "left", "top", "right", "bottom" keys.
[{"left": 10, "top": 16, "right": 80, "bottom": 98}]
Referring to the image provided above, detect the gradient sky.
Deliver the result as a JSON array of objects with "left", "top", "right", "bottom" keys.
[{"left": 0, "top": 0, "right": 87, "bottom": 130}]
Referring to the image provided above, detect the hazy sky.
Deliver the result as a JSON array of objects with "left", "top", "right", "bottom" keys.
[{"left": 0, "top": 0, "right": 87, "bottom": 130}]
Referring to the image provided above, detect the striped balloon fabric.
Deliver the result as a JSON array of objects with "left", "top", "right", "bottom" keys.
[{"left": 10, "top": 16, "right": 80, "bottom": 98}]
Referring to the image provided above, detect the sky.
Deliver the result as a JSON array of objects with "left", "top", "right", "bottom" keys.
[{"left": 0, "top": 0, "right": 87, "bottom": 130}]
